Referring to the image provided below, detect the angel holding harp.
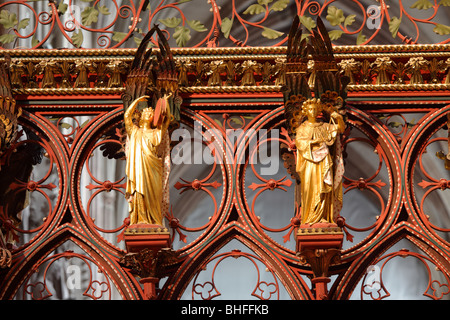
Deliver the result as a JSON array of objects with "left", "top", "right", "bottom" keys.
[
  {"left": 122, "top": 25, "right": 179, "bottom": 227},
  {"left": 292, "top": 97, "right": 345, "bottom": 225},
  {"left": 124, "top": 94, "right": 172, "bottom": 226},
  {"left": 284, "top": 16, "right": 349, "bottom": 226}
]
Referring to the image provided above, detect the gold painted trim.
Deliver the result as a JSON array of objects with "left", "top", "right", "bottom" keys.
[
  {"left": 179, "top": 85, "right": 282, "bottom": 93},
  {"left": 13, "top": 83, "right": 450, "bottom": 96},
  {"left": 347, "top": 83, "right": 450, "bottom": 92},
  {"left": 297, "top": 227, "right": 343, "bottom": 235},
  {"left": 124, "top": 227, "right": 170, "bottom": 235},
  {"left": 1, "top": 43, "right": 448, "bottom": 58},
  {"left": 5, "top": 44, "right": 449, "bottom": 96},
  {"left": 13, "top": 87, "right": 125, "bottom": 96}
]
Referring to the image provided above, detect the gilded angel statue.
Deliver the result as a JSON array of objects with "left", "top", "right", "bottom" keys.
[
  {"left": 293, "top": 98, "right": 345, "bottom": 224},
  {"left": 0, "top": 54, "right": 24, "bottom": 268},
  {"left": 124, "top": 95, "right": 172, "bottom": 226},
  {"left": 283, "top": 16, "right": 349, "bottom": 225},
  {"left": 121, "top": 25, "right": 180, "bottom": 227}
]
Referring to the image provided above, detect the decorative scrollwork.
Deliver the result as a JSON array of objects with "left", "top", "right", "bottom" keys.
[
  {"left": 22, "top": 250, "right": 113, "bottom": 300},
  {"left": 360, "top": 247, "right": 450, "bottom": 300},
  {"left": 191, "top": 248, "right": 281, "bottom": 300},
  {"left": 0, "top": 1, "right": 449, "bottom": 50}
]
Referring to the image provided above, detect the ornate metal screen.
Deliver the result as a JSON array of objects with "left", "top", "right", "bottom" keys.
[{"left": 0, "top": 0, "right": 449, "bottom": 301}]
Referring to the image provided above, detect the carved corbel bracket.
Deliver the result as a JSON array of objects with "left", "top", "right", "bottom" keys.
[
  {"left": 298, "top": 247, "right": 341, "bottom": 279},
  {"left": 296, "top": 223, "right": 344, "bottom": 299},
  {"left": 120, "top": 246, "right": 179, "bottom": 300},
  {"left": 119, "top": 224, "right": 178, "bottom": 299},
  {"left": 119, "top": 246, "right": 178, "bottom": 279}
]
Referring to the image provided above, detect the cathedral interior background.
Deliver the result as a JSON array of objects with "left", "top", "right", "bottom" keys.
[{"left": 0, "top": 0, "right": 449, "bottom": 300}]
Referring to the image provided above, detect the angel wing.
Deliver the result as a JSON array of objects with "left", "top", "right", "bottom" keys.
[
  {"left": 122, "top": 25, "right": 180, "bottom": 126},
  {"left": 101, "top": 25, "right": 181, "bottom": 160},
  {"left": 283, "top": 15, "right": 312, "bottom": 135},
  {"left": 0, "top": 58, "right": 43, "bottom": 245},
  {"left": 283, "top": 16, "right": 349, "bottom": 132},
  {"left": 308, "top": 17, "right": 349, "bottom": 120},
  {"left": 0, "top": 54, "right": 22, "bottom": 156}
]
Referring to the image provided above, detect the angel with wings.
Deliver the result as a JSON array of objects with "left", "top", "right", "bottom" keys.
[
  {"left": 122, "top": 26, "right": 179, "bottom": 227},
  {"left": 283, "top": 16, "right": 349, "bottom": 226}
]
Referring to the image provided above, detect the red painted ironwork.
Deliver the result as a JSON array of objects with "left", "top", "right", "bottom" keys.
[
  {"left": 0, "top": 1, "right": 449, "bottom": 302},
  {"left": 0, "top": 52, "right": 448, "bottom": 300},
  {"left": 22, "top": 251, "right": 112, "bottom": 300},
  {"left": 0, "top": 0, "right": 448, "bottom": 49},
  {"left": 0, "top": 84, "right": 448, "bottom": 300},
  {"left": 191, "top": 249, "right": 281, "bottom": 300}
]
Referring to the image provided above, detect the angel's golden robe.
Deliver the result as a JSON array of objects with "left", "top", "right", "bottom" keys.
[
  {"left": 126, "top": 125, "right": 165, "bottom": 225},
  {"left": 295, "top": 121, "right": 344, "bottom": 225},
  {"left": 124, "top": 96, "right": 171, "bottom": 226}
]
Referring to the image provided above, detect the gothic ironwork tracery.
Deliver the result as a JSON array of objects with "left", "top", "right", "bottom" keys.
[{"left": 0, "top": 0, "right": 449, "bottom": 301}]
